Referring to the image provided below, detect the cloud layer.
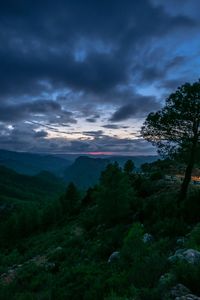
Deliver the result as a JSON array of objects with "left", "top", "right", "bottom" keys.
[{"left": 0, "top": 0, "right": 199, "bottom": 154}]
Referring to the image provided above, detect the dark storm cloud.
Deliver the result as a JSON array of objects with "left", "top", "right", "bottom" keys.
[
  {"left": 85, "top": 112, "right": 100, "bottom": 123},
  {"left": 133, "top": 54, "right": 188, "bottom": 84},
  {"left": 0, "top": 100, "right": 76, "bottom": 124},
  {"left": 0, "top": 100, "right": 58, "bottom": 122},
  {"left": 83, "top": 130, "right": 104, "bottom": 138},
  {"left": 86, "top": 118, "right": 97, "bottom": 123},
  {"left": 34, "top": 130, "right": 48, "bottom": 138},
  {"left": 0, "top": 49, "right": 127, "bottom": 98},
  {"left": 47, "top": 135, "right": 155, "bottom": 155},
  {"left": 159, "top": 78, "right": 188, "bottom": 92},
  {"left": 110, "top": 104, "right": 138, "bottom": 122},
  {"left": 28, "top": 121, "right": 71, "bottom": 134},
  {"left": 0, "top": 0, "right": 195, "bottom": 99},
  {"left": 102, "top": 124, "right": 121, "bottom": 129},
  {"left": 110, "top": 96, "right": 160, "bottom": 122},
  {"left": 0, "top": 124, "right": 47, "bottom": 152},
  {"left": 0, "top": 0, "right": 198, "bottom": 154},
  {"left": 0, "top": 121, "right": 163, "bottom": 155},
  {"left": 78, "top": 135, "right": 156, "bottom": 155},
  {"left": 103, "top": 124, "right": 130, "bottom": 130}
]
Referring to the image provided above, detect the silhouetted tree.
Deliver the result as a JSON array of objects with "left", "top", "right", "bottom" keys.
[
  {"left": 124, "top": 159, "right": 135, "bottom": 176},
  {"left": 82, "top": 187, "right": 95, "bottom": 207},
  {"left": 60, "top": 182, "right": 80, "bottom": 215},
  {"left": 141, "top": 81, "right": 200, "bottom": 201},
  {"left": 95, "top": 163, "right": 134, "bottom": 225}
]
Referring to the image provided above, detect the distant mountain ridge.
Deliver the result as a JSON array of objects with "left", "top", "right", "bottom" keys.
[
  {"left": 0, "top": 149, "right": 71, "bottom": 176},
  {"left": 64, "top": 155, "right": 158, "bottom": 189},
  {"left": 109, "top": 155, "right": 158, "bottom": 168},
  {"left": 0, "top": 149, "right": 158, "bottom": 189},
  {"left": 0, "top": 165, "right": 65, "bottom": 207},
  {"left": 64, "top": 156, "right": 110, "bottom": 189}
]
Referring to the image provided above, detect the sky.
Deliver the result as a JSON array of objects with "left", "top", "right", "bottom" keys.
[{"left": 0, "top": 0, "right": 200, "bottom": 155}]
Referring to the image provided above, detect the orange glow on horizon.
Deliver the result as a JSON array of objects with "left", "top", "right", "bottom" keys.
[{"left": 86, "top": 152, "right": 114, "bottom": 155}]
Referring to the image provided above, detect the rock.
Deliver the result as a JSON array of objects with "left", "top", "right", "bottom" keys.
[
  {"left": 108, "top": 251, "right": 120, "bottom": 263},
  {"left": 44, "top": 262, "right": 57, "bottom": 272},
  {"left": 169, "top": 249, "right": 200, "bottom": 265},
  {"left": 1, "top": 268, "right": 17, "bottom": 284},
  {"left": 184, "top": 249, "right": 200, "bottom": 264},
  {"left": 71, "top": 226, "right": 84, "bottom": 237},
  {"left": 0, "top": 248, "right": 62, "bottom": 285},
  {"left": 183, "top": 296, "right": 200, "bottom": 300},
  {"left": 54, "top": 246, "right": 63, "bottom": 252},
  {"left": 31, "top": 255, "right": 47, "bottom": 266},
  {"left": 171, "top": 284, "right": 190, "bottom": 298},
  {"left": 143, "top": 233, "right": 153, "bottom": 243},
  {"left": 170, "top": 284, "right": 200, "bottom": 299},
  {"left": 176, "top": 237, "right": 186, "bottom": 247},
  {"left": 48, "top": 246, "right": 63, "bottom": 256},
  {"left": 159, "top": 272, "right": 176, "bottom": 288}
]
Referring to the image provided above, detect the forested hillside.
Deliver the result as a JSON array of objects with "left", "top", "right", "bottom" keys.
[
  {"left": 0, "top": 165, "right": 65, "bottom": 205},
  {"left": 0, "top": 150, "right": 71, "bottom": 176},
  {"left": 0, "top": 160, "right": 200, "bottom": 299},
  {"left": 0, "top": 150, "right": 158, "bottom": 189},
  {"left": 64, "top": 155, "right": 158, "bottom": 188},
  {"left": 64, "top": 156, "right": 110, "bottom": 188}
]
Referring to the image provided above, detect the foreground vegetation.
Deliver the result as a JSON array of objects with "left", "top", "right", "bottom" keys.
[{"left": 0, "top": 160, "right": 200, "bottom": 299}]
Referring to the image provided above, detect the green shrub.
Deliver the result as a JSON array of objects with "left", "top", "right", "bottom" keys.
[
  {"left": 183, "top": 189, "right": 200, "bottom": 223},
  {"left": 95, "top": 163, "right": 135, "bottom": 225},
  {"left": 120, "top": 224, "right": 168, "bottom": 288},
  {"left": 151, "top": 218, "right": 188, "bottom": 238},
  {"left": 185, "top": 223, "right": 200, "bottom": 250},
  {"left": 172, "top": 261, "right": 200, "bottom": 295}
]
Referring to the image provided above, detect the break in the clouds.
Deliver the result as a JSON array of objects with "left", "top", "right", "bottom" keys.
[{"left": 0, "top": 0, "right": 199, "bottom": 154}]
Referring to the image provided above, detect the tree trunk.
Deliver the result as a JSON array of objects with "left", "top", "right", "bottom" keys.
[
  {"left": 179, "top": 159, "right": 194, "bottom": 203},
  {"left": 178, "top": 133, "right": 198, "bottom": 203}
]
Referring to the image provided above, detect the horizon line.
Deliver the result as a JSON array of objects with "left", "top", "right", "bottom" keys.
[{"left": 0, "top": 148, "right": 157, "bottom": 157}]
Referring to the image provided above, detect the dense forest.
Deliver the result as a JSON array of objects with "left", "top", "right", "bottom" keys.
[{"left": 0, "top": 157, "right": 200, "bottom": 299}]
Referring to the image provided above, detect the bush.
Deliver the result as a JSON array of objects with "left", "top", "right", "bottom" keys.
[
  {"left": 150, "top": 171, "right": 164, "bottom": 181},
  {"left": 185, "top": 223, "right": 200, "bottom": 250},
  {"left": 120, "top": 223, "right": 168, "bottom": 288},
  {"left": 95, "top": 163, "right": 135, "bottom": 225},
  {"left": 172, "top": 261, "right": 200, "bottom": 295},
  {"left": 183, "top": 189, "right": 200, "bottom": 223},
  {"left": 151, "top": 218, "right": 188, "bottom": 238}
]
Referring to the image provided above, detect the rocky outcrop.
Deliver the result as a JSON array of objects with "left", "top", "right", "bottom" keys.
[
  {"left": 108, "top": 251, "right": 120, "bottom": 263},
  {"left": 0, "top": 246, "right": 63, "bottom": 285},
  {"left": 169, "top": 249, "right": 200, "bottom": 265},
  {"left": 143, "top": 233, "right": 153, "bottom": 243},
  {"left": 176, "top": 237, "right": 186, "bottom": 247},
  {"left": 170, "top": 284, "right": 200, "bottom": 300}
]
